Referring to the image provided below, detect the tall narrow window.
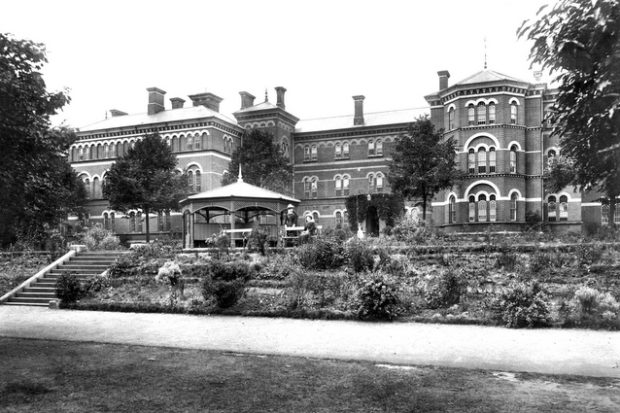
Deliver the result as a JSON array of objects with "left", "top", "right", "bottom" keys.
[
  {"left": 489, "top": 195, "right": 497, "bottom": 222},
  {"left": 559, "top": 195, "right": 568, "bottom": 221},
  {"left": 547, "top": 149, "right": 557, "bottom": 167},
  {"left": 510, "top": 193, "right": 518, "bottom": 221},
  {"left": 548, "top": 196, "right": 557, "bottom": 222},
  {"left": 194, "top": 170, "right": 201, "bottom": 192},
  {"left": 171, "top": 137, "right": 178, "bottom": 153},
  {"left": 343, "top": 142, "right": 350, "bottom": 158},
  {"left": 510, "top": 146, "right": 517, "bottom": 173},
  {"left": 468, "top": 196, "right": 476, "bottom": 222},
  {"left": 335, "top": 143, "right": 342, "bottom": 159},
  {"left": 468, "top": 105, "right": 475, "bottom": 125},
  {"left": 449, "top": 195, "right": 456, "bottom": 224},
  {"left": 477, "top": 103, "right": 486, "bottom": 125},
  {"left": 368, "top": 139, "right": 375, "bottom": 156},
  {"left": 311, "top": 145, "right": 317, "bottom": 161},
  {"left": 84, "top": 178, "right": 90, "bottom": 199},
  {"left": 376, "top": 140, "right": 383, "bottom": 156},
  {"left": 376, "top": 173, "right": 384, "bottom": 193},
  {"left": 489, "top": 147, "right": 496, "bottom": 173},
  {"left": 368, "top": 174, "right": 375, "bottom": 192},
  {"left": 92, "top": 177, "right": 100, "bottom": 199},
  {"left": 194, "top": 134, "right": 201, "bottom": 150},
  {"left": 78, "top": 147, "right": 84, "bottom": 161},
  {"left": 103, "top": 144, "right": 109, "bottom": 159},
  {"left": 103, "top": 213, "right": 110, "bottom": 230},
  {"left": 468, "top": 149, "right": 476, "bottom": 174},
  {"left": 336, "top": 211, "right": 343, "bottom": 227},
  {"left": 448, "top": 107, "right": 455, "bottom": 130},
  {"left": 136, "top": 212, "right": 142, "bottom": 233},
  {"left": 335, "top": 176, "right": 342, "bottom": 196},
  {"left": 158, "top": 211, "right": 165, "bottom": 232},
  {"left": 478, "top": 194, "right": 487, "bottom": 222},
  {"left": 488, "top": 103, "right": 496, "bottom": 124},
  {"left": 313, "top": 211, "right": 320, "bottom": 224},
  {"left": 110, "top": 212, "right": 115, "bottom": 232},
  {"left": 185, "top": 136, "right": 193, "bottom": 151},
  {"left": 304, "top": 146, "right": 311, "bottom": 161},
  {"left": 478, "top": 148, "right": 487, "bottom": 173},
  {"left": 310, "top": 178, "right": 318, "bottom": 198},
  {"left": 304, "top": 179, "right": 311, "bottom": 198},
  {"left": 510, "top": 102, "right": 518, "bottom": 124},
  {"left": 130, "top": 212, "right": 136, "bottom": 232},
  {"left": 186, "top": 170, "right": 194, "bottom": 191},
  {"left": 343, "top": 175, "right": 350, "bottom": 196}
]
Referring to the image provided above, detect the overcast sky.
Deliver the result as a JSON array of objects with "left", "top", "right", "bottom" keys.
[{"left": 2, "top": 0, "right": 551, "bottom": 129}]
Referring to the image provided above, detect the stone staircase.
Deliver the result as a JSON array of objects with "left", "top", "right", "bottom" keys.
[{"left": 3, "top": 251, "right": 125, "bottom": 307}]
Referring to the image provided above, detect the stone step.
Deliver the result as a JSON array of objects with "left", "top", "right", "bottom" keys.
[
  {"left": 48, "top": 269, "right": 105, "bottom": 275},
  {"left": 23, "top": 286, "right": 55, "bottom": 293},
  {"left": 3, "top": 301, "right": 48, "bottom": 307},
  {"left": 8, "top": 296, "right": 51, "bottom": 304},
  {"left": 13, "top": 291, "right": 56, "bottom": 299}
]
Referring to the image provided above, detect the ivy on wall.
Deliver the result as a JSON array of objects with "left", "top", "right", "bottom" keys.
[{"left": 345, "top": 193, "right": 404, "bottom": 231}]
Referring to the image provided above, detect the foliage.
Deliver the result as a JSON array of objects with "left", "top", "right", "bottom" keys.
[
  {"left": 221, "top": 128, "right": 293, "bottom": 195},
  {"left": 357, "top": 274, "right": 400, "bottom": 320},
  {"left": 425, "top": 270, "right": 463, "bottom": 309},
  {"left": 496, "top": 250, "right": 518, "bottom": 271},
  {"left": 205, "top": 233, "right": 230, "bottom": 259},
  {"left": 285, "top": 271, "right": 358, "bottom": 312},
  {"left": 344, "top": 240, "right": 375, "bottom": 273},
  {"left": 201, "top": 260, "right": 252, "bottom": 308},
  {"left": 569, "top": 286, "right": 620, "bottom": 328},
  {"left": 256, "top": 254, "right": 299, "bottom": 280},
  {"left": 0, "top": 34, "right": 86, "bottom": 246},
  {"left": 296, "top": 237, "right": 345, "bottom": 270},
  {"left": 344, "top": 194, "right": 404, "bottom": 231},
  {"left": 55, "top": 272, "right": 83, "bottom": 303},
  {"left": 103, "top": 133, "right": 187, "bottom": 242},
  {"left": 131, "top": 238, "right": 181, "bottom": 261},
  {"left": 576, "top": 243, "right": 604, "bottom": 267},
  {"left": 82, "top": 225, "right": 120, "bottom": 250},
  {"left": 247, "top": 228, "right": 269, "bottom": 255},
  {"left": 108, "top": 254, "right": 139, "bottom": 278},
  {"left": 499, "top": 282, "right": 552, "bottom": 328},
  {"left": 156, "top": 261, "right": 184, "bottom": 306},
  {"left": 387, "top": 116, "right": 461, "bottom": 220},
  {"left": 519, "top": 0, "right": 620, "bottom": 225}
]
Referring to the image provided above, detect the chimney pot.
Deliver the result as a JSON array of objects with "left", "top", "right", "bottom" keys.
[
  {"left": 147, "top": 87, "right": 166, "bottom": 115},
  {"left": 170, "top": 97, "right": 185, "bottom": 109},
  {"left": 239, "top": 91, "right": 256, "bottom": 109},
  {"left": 275, "top": 86, "right": 286, "bottom": 109},
  {"left": 353, "top": 95, "right": 365, "bottom": 126},
  {"left": 188, "top": 92, "right": 223, "bottom": 112},
  {"left": 437, "top": 70, "right": 450, "bottom": 90}
]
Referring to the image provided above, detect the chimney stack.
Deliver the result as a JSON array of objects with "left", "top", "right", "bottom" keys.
[
  {"left": 353, "top": 95, "right": 365, "bottom": 126},
  {"left": 188, "top": 92, "right": 223, "bottom": 112},
  {"left": 239, "top": 91, "right": 256, "bottom": 109},
  {"left": 170, "top": 97, "right": 185, "bottom": 109},
  {"left": 109, "top": 109, "right": 128, "bottom": 117},
  {"left": 275, "top": 86, "right": 286, "bottom": 109},
  {"left": 147, "top": 87, "right": 166, "bottom": 115},
  {"left": 437, "top": 70, "right": 450, "bottom": 90}
]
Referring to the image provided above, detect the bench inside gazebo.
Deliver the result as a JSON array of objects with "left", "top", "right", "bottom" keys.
[{"left": 179, "top": 171, "right": 300, "bottom": 249}]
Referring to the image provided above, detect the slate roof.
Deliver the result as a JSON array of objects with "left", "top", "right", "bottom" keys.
[
  {"left": 184, "top": 178, "right": 300, "bottom": 204},
  {"left": 234, "top": 101, "right": 279, "bottom": 113},
  {"left": 79, "top": 106, "right": 237, "bottom": 133},
  {"left": 295, "top": 107, "right": 428, "bottom": 133},
  {"left": 453, "top": 69, "right": 528, "bottom": 86}
]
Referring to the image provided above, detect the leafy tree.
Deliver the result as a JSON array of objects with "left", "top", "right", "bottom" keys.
[
  {"left": 0, "top": 33, "right": 84, "bottom": 246},
  {"left": 222, "top": 129, "right": 292, "bottom": 194},
  {"left": 103, "top": 134, "right": 187, "bottom": 242},
  {"left": 387, "top": 116, "right": 460, "bottom": 221},
  {"left": 519, "top": 0, "right": 620, "bottom": 226}
]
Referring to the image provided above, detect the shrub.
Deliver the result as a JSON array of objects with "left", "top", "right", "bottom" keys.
[
  {"left": 82, "top": 225, "right": 120, "bottom": 251},
  {"left": 83, "top": 272, "right": 111, "bottom": 294},
  {"left": 357, "top": 274, "right": 400, "bottom": 321},
  {"left": 247, "top": 228, "right": 269, "bottom": 255},
  {"left": 108, "top": 254, "right": 139, "bottom": 278},
  {"left": 496, "top": 251, "right": 518, "bottom": 271},
  {"left": 99, "top": 234, "right": 121, "bottom": 250},
  {"left": 577, "top": 243, "right": 604, "bottom": 268},
  {"left": 345, "top": 240, "right": 375, "bottom": 273},
  {"left": 296, "top": 237, "right": 345, "bottom": 270},
  {"left": 201, "top": 260, "right": 252, "bottom": 308},
  {"left": 425, "top": 270, "right": 463, "bottom": 309},
  {"left": 285, "top": 271, "right": 357, "bottom": 311},
  {"left": 569, "top": 286, "right": 620, "bottom": 328},
  {"left": 55, "top": 272, "right": 83, "bottom": 303},
  {"left": 499, "top": 282, "right": 552, "bottom": 328},
  {"left": 529, "top": 252, "right": 553, "bottom": 274},
  {"left": 257, "top": 254, "right": 299, "bottom": 280}
]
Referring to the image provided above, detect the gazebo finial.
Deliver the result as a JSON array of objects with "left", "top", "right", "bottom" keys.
[{"left": 238, "top": 165, "right": 243, "bottom": 182}]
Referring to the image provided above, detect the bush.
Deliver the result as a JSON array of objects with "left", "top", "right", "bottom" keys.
[
  {"left": 496, "top": 251, "right": 518, "bottom": 271},
  {"left": 425, "top": 270, "right": 463, "bottom": 309},
  {"left": 201, "top": 260, "right": 252, "bottom": 308},
  {"left": 357, "top": 274, "right": 400, "bottom": 321},
  {"left": 55, "top": 272, "right": 83, "bottom": 303},
  {"left": 247, "top": 228, "right": 269, "bottom": 255},
  {"left": 499, "top": 282, "right": 552, "bottom": 328},
  {"left": 108, "top": 254, "right": 139, "bottom": 278},
  {"left": 577, "top": 243, "right": 603, "bottom": 268},
  {"left": 296, "top": 237, "right": 345, "bottom": 270},
  {"left": 99, "top": 234, "right": 121, "bottom": 250},
  {"left": 82, "top": 225, "right": 120, "bottom": 251},
  {"left": 285, "top": 271, "right": 357, "bottom": 311},
  {"left": 257, "top": 254, "right": 299, "bottom": 280},
  {"left": 345, "top": 240, "right": 375, "bottom": 273},
  {"left": 83, "top": 273, "right": 111, "bottom": 295},
  {"left": 569, "top": 286, "right": 620, "bottom": 328},
  {"left": 528, "top": 252, "right": 553, "bottom": 274}
]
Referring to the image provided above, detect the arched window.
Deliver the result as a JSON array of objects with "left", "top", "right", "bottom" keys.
[
  {"left": 186, "top": 168, "right": 201, "bottom": 192},
  {"left": 548, "top": 195, "right": 557, "bottom": 222},
  {"left": 158, "top": 211, "right": 170, "bottom": 232},
  {"left": 186, "top": 135, "right": 193, "bottom": 151},
  {"left": 376, "top": 139, "right": 383, "bottom": 156},
  {"left": 468, "top": 196, "right": 476, "bottom": 222},
  {"left": 336, "top": 211, "right": 343, "bottom": 227},
  {"left": 311, "top": 145, "right": 317, "bottom": 161},
  {"left": 123, "top": 141, "right": 128, "bottom": 156},
  {"left": 103, "top": 213, "right": 110, "bottom": 230},
  {"left": 335, "top": 143, "right": 342, "bottom": 159},
  {"left": 478, "top": 194, "right": 488, "bottom": 222},
  {"left": 510, "top": 193, "right": 518, "bottom": 221},
  {"left": 310, "top": 177, "right": 318, "bottom": 198},
  {"left": 280, "top": 140, "right": 289, "bottom": 158},
  {"left": 343, "top": 142, "right": 350, "bottom": 158},
  {"left": 477, "top": 148, "right": 487, "bottom": 173},
  {"left": 129, "top": 211, "right": 137, "bottom": 232},
  {"left": 468, "top": 148, "right": 476, "bottom": 174},
  {"left": 103, "top": 144, "right": 109, "bottom": 159},
  {"left": 510, "top": 146, "right": 518, "bottom": 173},
  {"left": 376, "top": 172, "right": 384, "bottom": 192},
  {"left": 489, "top": 147, "right": 496, "bottom": 173},
  {"left": 304, "top": 145, "right": 311, "bottom": 161},
  {"left": 186, "top": 170, "right": 194, "bottom": 190},
  {"left": 448, "top": 107, "right": 455, "bottom": 130},
  {"left": 313, "top": 211, "right": 320, "bottom": 224},
  {"left": 477, "top": 103, "right": 486, "bottom": 125},
  {"left": 78, "top": 147, "right": 84, "bottom": 161},
  {"left": 559, "top": 195, "right": 568, "bottom": 221},
  {"left": 368, "top": 139, "right": 375, "bottom": 156},
  {"left": 488, "top": 103, "right": 496, "bottom": 124},
  {"left": 335, "top": 175, "right": 342, "bottom": 196},
  {"left": 343, "top": 175, "right": 350, "bottom": 196},
  {"left": 194, "top": 170, "right": 201, "bottom": 192},
  {"left": 368, "top": 173, "right": 375, "bottom": 192},
  {"left": 92, "top": 177, "right": 100, "bottom": 199},
  {"left": 171, "top": 136, "right": 178, "bottom": 153},
  {"left": 194, "top": 134, "right": 201, "bottom": 150},
  {"left": 489, "top": 194, "right": 497, "bottom": 222},
  {"left": 110, "top": 212, "right": 115, "bottom": 232},
  {"left": 83, "top": 178, "right": 90, "bottom": 199},
  {"left": 448, "top": 195, "right": 456, "bottom": 224},
  {"left": 97, "top": 144, "right": 103, "bottom": 159},
  {"left": 510, "top": 102, "right": 518, "bottom": 124},
  {"left": 547, "top": 149, "right": 557, "bottom": 167},
  {"left": 303, "top": 178, "right": 311, "bottom": 198},
  {"left": 468, "top": 105, "right": 475, "bottom": 125}
]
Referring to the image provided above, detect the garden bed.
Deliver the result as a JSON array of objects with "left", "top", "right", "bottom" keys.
[{"left": 0, "top": 253, "right": 52, "bottom": 296}]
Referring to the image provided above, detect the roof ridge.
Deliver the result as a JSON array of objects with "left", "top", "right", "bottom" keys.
[{"left": 300, "top": 106, "right": 429, "bottom": 122}]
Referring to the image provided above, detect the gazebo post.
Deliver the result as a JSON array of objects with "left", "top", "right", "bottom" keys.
[
  {"left": 276, "top": 208, "right": 282, "bottom": 249},
  {"left": 229, "top": 201, "right": 236, "bottom": 249}
]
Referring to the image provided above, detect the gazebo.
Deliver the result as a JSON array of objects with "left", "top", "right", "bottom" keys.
[{"left": 179, "top": 172, "right": 300, "bottom": 249}]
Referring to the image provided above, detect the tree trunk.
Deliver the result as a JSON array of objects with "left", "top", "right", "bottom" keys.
[
  {"left": 144, "top": 206, "right": 150, "bottom": 243},
  {"left": 422, "top": 195, "right": 427, "bottom": 222},
  {"left": 609, "top": 194, "right": 617, "bottom": 229}
]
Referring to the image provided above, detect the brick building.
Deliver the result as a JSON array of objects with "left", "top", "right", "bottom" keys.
[{"left": 69, "top": 68, "right": 616, "bottom": 241}]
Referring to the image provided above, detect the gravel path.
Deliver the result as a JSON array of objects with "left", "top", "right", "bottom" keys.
[{"left": 1, "top": 306, "right": 619, "bottom": 377}]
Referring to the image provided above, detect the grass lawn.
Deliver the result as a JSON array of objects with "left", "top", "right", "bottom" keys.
[{"left": 1, "top": 338, "right": 618, "bottom": 412}]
